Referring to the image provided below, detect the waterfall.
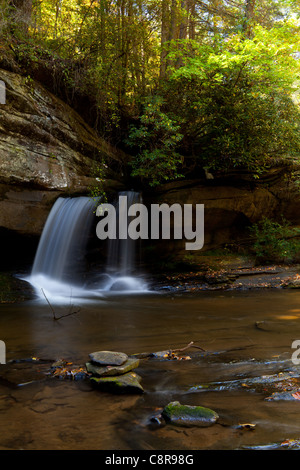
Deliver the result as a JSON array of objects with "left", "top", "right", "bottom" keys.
[
  {"left": 27, "top": 193, "right": 147, "bottom": 301},
  {"left": 98, "top": 191, "right": 147, "bottom": 292},
  {"left": 31, "top": 197, "right": 96, "bottom": 282},
  {"left": 28, "top": 196, "right": 97, "bottom": 300},
  {"left": 106, "top": 191, "right": 142, "bottom": 275}
]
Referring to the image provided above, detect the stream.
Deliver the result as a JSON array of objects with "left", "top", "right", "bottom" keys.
[{"left": 1, "top": 287, "right": 300, "bottom": 450}]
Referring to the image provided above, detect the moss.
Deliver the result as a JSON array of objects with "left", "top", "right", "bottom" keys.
[
  {"left": 162, "top": 401, "right": 219, "bottom": 427},
  {"left": 0, "top": 273, "right": 32, "bottom": 303},
  {"left": 90, "top": 371, "right": 144, "bottom": 394}
]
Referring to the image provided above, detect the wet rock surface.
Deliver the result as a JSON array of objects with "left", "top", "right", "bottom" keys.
[
  {"left": 152, "top": 261, "right": 300, "bottom": 293},
  {"left": 90, "top": 372, "right": 144, "bottom": 394},
  {"left": 190, "top": 370, "right": 300, "bottom": 400},
  {"left": 88, "top": 351, "right": 128, "bottom": 366},
  {"left": 87, "top": 351, "right": 144, "bottom": 394},
  {"left": 86, "top": 357, "right": 140, "bottom": 377},
  {"left": 162, "top": 401, "right": 219, "bottom": 427}
]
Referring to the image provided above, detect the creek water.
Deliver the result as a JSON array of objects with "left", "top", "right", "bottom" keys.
[
  {"left": 1, "top": 193, "right": 300, "bottom": 450},
  {"left": 0, "top": 288, "right": 300, "bottom": 450}
]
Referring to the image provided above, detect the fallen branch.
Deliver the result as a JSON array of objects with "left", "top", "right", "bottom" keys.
[
  {"left": 133, "top": 341, "right": 206, "bottom": 360},
  {"left": 41, "top": 288, "right": 81, "bottom": 320},
  {"left": 171, "top": 341, "right": 205, "bottom": 353}
]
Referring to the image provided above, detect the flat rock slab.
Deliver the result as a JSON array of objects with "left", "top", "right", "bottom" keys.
[
  {"left": 162, "top": 401, "right": 219, "bottom": 427},
  {"left": 90, "top": 372, "right": 144, "bottom": 394},
  {"left": 89, "top": 351, "right": 128, "bottom": 366},
  {"left": 86, "top": 357, "right": 140, "bottom": 377}
]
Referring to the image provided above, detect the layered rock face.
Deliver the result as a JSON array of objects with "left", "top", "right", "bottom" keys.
[
  {"left": 0, "top": 68, "right": 123, "bottom": 237},
  {"left": 145, "top": 169, "right": 300, "bottom": 258}
]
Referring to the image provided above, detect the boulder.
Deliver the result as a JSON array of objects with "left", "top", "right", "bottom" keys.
[
  {"left": 86, "top": 357, "right": 140, "bottom": 377},
  {"left": 90, "top": 372, "right": 144, "bottom": 394},
  {"left": 162, "top": 401, "right": 219, "bottom": 427},
  {"left": 88, "top": 351, "right": 128, "bottom": 366}
]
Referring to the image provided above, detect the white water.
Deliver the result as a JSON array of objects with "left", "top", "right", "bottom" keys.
[
  {"left": 98, "top": 191, "right": 147, "bottom": 293},
  {"left": 31, "top": 197, "right": 95, "bottom": 282},
  {"left": 106, "top": 191, "right": 142, "bottom": 275},
  {"left": 27, "top": 194, "right": 147, "bottom": 302}
]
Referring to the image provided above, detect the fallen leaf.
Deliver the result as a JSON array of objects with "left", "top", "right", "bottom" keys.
[{"left": 238, "top": 423, "right": 256, "bottom": 430}]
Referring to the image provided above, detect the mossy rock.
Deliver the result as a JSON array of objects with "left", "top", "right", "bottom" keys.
[
  {"left": 162, "top": 401, "right": 219, "bottom": 427},
  {"left": 86, "top": 357, "right": 140, "bottom": 377},
  {"left": 90, "top": 371, "right": 144, "bottom": 394}
]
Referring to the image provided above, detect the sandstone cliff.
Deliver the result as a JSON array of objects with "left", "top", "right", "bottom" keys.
[
  {"left": 0, "top": 68, "right": 124, "bottom": 237},
  {"left": 1, "top": 67, "right": 300, "bottom": 267}
]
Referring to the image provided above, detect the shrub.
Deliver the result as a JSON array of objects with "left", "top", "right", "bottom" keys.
[
  {"left": 249, "top": 217, "right": 300, "bottom": 263},
  {"left": 125, "top": 95, "right": 184, "bottom": 186}
]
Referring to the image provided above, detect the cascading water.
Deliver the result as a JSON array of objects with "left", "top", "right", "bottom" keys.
[
  {"left": 107, "top": 191, "right": 141, "bottom": 275},
  {"left": 31, "top": 197, "right": 96, "bottom": 281},
  {"left": 27, "top": 192, "right": 147, "bottom": 301},
  {"left": 100, "top": 191, "right": 147, "bottom": 292},
  {"left": 28, "top": 196, "right": 98, "bottom": 301}
]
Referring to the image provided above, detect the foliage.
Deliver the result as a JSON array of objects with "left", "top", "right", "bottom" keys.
[
  {"left": 2, "top": 0, "right": 300, "bottom": 184},
  {"left": 163, "top": 26, "right": 300, "bottom": 175},
  {"left": 88, "top": 160, "right": 108, "bottom": 205},
  {"left": 125, "top": 96, "right": 184, "bottom": 186},
  {"left": 249, "top": 217, "right": 300, "bottom": 263}
]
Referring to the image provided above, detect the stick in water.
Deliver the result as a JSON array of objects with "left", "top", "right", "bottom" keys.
[{"left": 41, "top": 288, "right": 80, "bottom": 320}]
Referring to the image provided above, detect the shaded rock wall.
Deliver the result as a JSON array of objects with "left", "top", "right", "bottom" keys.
[{"left": 0, "top": 68, "right": 124, "bottom": 238}]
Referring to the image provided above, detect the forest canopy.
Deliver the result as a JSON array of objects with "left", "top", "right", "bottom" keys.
[{"left": 1, "top": 0, "right": 300, "bottom": 186}]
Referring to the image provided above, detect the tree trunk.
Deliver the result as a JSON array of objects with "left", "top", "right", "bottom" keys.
[
  {"left": 9, "top": 0, "right": 32, "bottom": 37},
  {"left": 160, "top": 0, "right": 169, "bottom": 79},
  {"left": 178, "top": 0, "right": 188, "bottom": 40},
  {"left": 188, "top": 0, "right": 195, "bottom": 40},
  {"left": 243, "top": 0, "right": 256, "bottom": 38}
]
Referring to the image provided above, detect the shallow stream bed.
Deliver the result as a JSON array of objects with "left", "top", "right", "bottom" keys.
[{"left": 1, "top": 288, "right": 300, "bottom": 450}]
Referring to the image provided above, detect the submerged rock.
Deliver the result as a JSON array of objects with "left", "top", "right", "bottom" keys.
[
  {"left": 265, "top": 391, "right": 300, "bottom": 401},
  {"left": 243, "top": 439, "right": 300, "bottom": 450},
  {"left": 109, "top": 280, "right": 132, "bottom": 291},
  {"left": 86, "top": 357, "right": 140, "bottom": 377},
  {"left": 89, "top": 351, "right": 128, "bottom": 366},
  {"left": 162, "top": 401, "right": 219, "bottom": 427},
  {"left": 90, "top": 372, "right": 144, "bottom": 394},
  {"left": 282, "top": 278, "right": 300, "bottom": 289},
  {"left": 190, "top": 371, "right": 300, "bottom": 395}
]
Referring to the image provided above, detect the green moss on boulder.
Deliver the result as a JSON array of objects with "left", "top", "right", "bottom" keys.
[
  {"left": 90, "top": 371, "right": 144, "bottom": 394},
  {"left": 162, "top": 401, "right": 219, "bottom": 427}
]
